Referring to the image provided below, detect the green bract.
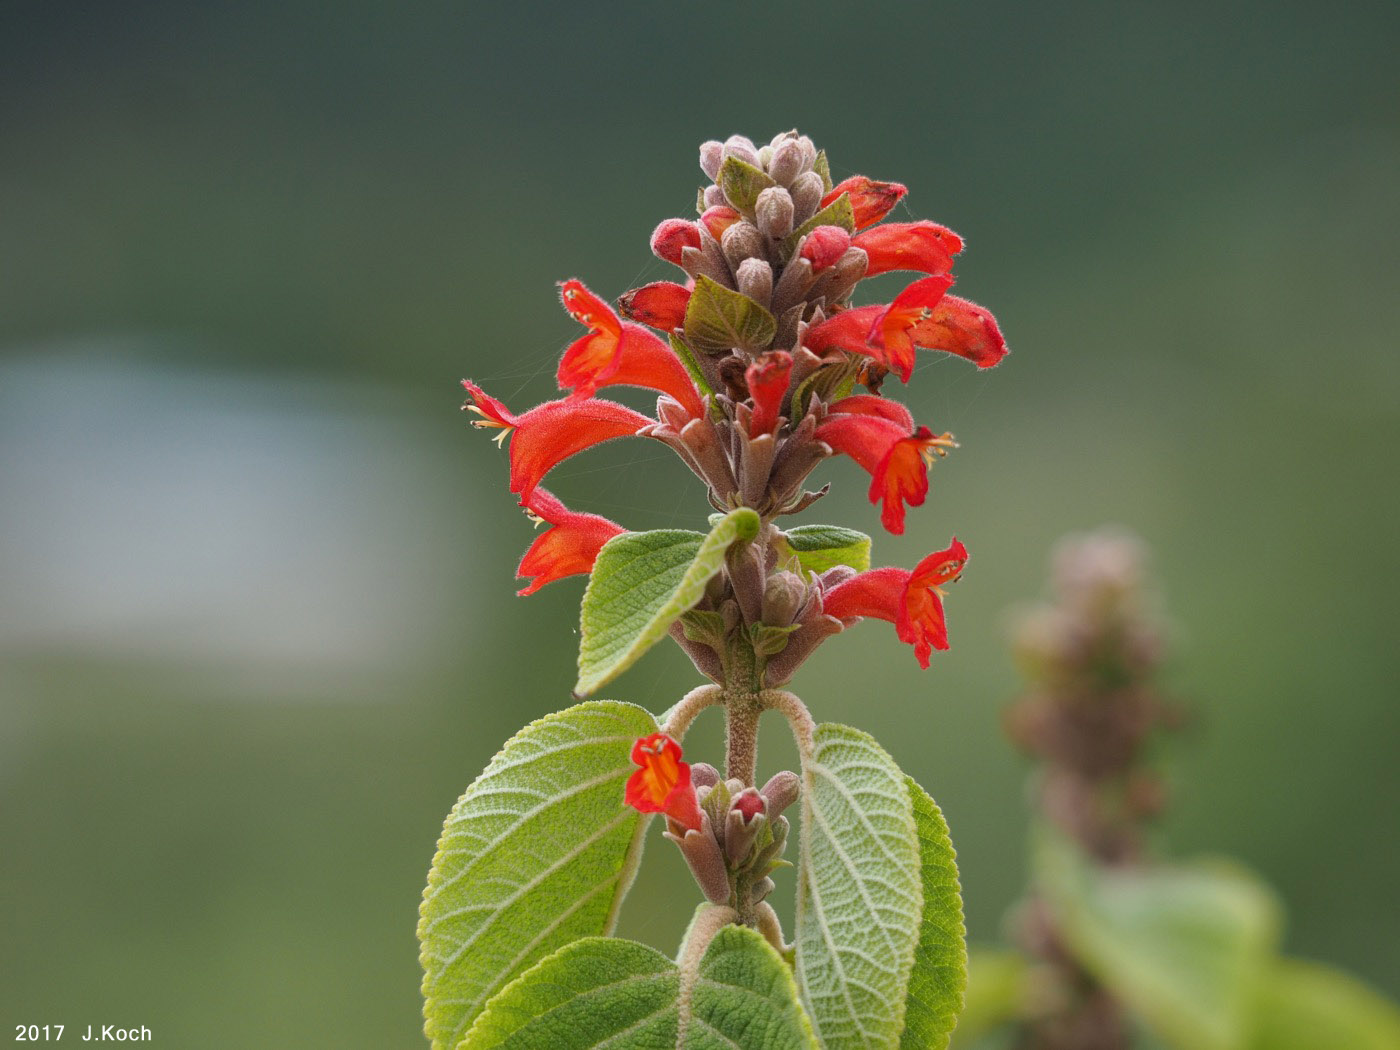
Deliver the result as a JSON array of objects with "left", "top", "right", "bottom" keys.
[
  {"left": 683, "top": 275, "right": 777, "bottom": 355},
  {"left": 718, "top": 155, "right": 776, "bottom": 215},
  {"left": 576, "top": 508, "right": 760, "bottom": 696},
  {"left": 781, "top": 524, "right": 872, "bottom": 574},
  {"left": 418, "top": 701, "right": 658, "bottom": 1049}
]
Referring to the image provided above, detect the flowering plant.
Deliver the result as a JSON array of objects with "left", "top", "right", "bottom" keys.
[{"left": 418, "top": 131, "right": 1007, "bottom": 1050}]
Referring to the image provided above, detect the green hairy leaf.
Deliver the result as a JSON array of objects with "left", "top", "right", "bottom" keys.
[
  {"left": 1037, "top": 830, "right": 1281, "bottom": 1050},
  {"left": 418, "top": 701, "right": 659, "bottom": 1050},
  {"left": 813, "top": 149, "right": 833, "bottom": 192},
  {"left": 461, "top": 927, "right": 817, "bottom": 1049},
  {"left": 900, "top": 777, "right": 967, "bottom": 1050},
  {"left": 782, "top": 524, "right": 872, "bottom": 574},
  {"left": 718, "top": 154, "right": 776, "bottom": 214},
  {"left": 683, "top": 274, "right": 777, "bottom": 355},
  {"left": 783, "top": 193, "right": 855, "bottom": 261},
  {"left": 795, "top": 723, "right": 923, "bottom": 1049},
  {"left": 1247, "top": 957, "right": 1400, "bottom": 1050},
  {"left": 576, "top": 508, "right": 760, "bottom": 696}
]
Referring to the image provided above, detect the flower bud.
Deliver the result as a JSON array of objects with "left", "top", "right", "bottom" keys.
[
  {"left": 759, "top": 770, "right": 800, "bottom": 817},
  {"left": 725, "top": 789, "right": 768, "bottom": 864},
  {"left": 751, "top": 876, "right": 776, "bottom": 904},
  {"left": 691, "top": 762, "right": 721, "bottom": 790},
  {"left": 756, "top": 144, "right": 774, "bottom": 170},
  {"left": 721, "top": 221, "right": 765, "bottom": 271},
  {"left": 735, "top": 258, "right": 773, "bottom": 309},
  {"left": 755, "top": 187, "right": 795, "bottom": 239},
  {"left": 700, "top": 205, "right": 742, "bottom": 242},
  {"left": 665, "top": 813, "right": 732, "bottom": 906},
  {"left": 790, "top": 171, "right": 824, "bottom": 224},
  {"left": 723, "top": 134, "right": 759, "bottom": 167},
  {"left": 762, "top": 572, "right": 808, "bottom": 627},
  {"left": 699, "top": 140, "right": 725, "bottom": 180},
  {"left": 767, "top": 139, "right": 807, "bottom": 187},
  {"left": 650, "top": 219, "right": 701, "bottom": 265},
  {"left": 798, "top": 226, "right": 851, "bottom": 272},
  {"left": 703, "top": 184, "right": 728, "bottom": 209}
]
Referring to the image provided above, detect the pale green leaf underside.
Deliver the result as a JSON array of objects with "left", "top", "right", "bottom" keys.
[
  {"left": 418, "top": 701, "right": 658, "bottom": 1050},
  {"left": 462, "top": 928, "right": 817, "bottom": 1049},
  {"left": 796, "top": 723, "right": 922, "bottom": 1049},
  {"left": 1037, "top": 830, "right": 1281, "bottom": 1050},
  {"left": 1247, "top": 956, "right": 1400, "bottom": 1050},
  {"left": 900, "top": 777, "right": 967, "bottom": 1050},
  {"left": 683, "top": 274, "right": 777, "bottom": 355},
  {"left": 576, "top": 509, "right": 759, "bottom": 696},
  {"left": 783, "top": 524, "right": 872, "bottom": 574}
]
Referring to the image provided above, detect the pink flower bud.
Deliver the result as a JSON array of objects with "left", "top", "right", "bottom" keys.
[
  {"left": 699, "top": 140, "right": 724, "bottom": 180},
  {"left": 798, "top": 226, "right": 851, "bottom": 271}
]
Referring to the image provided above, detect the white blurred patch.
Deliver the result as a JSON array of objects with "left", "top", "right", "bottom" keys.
[{"left": 0, "top": 346, "right": 472, "bottom": 699}]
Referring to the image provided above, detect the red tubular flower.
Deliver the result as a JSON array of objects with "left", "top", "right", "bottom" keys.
[
  {"left": 462, "top": 380, "right": 652, "bottom": 503},
  {"left": 515, "top": 488, "right": 625, "bottom": 596},
  {"left": 866, "top": 275, "right": 956, "bottom": 382},
  {"left": 816, "top": 410, "right": 956, "bottom": 534},
  {"left": 617, "top": 281, "right": 691, "bottom": 331},
  {"left": 822, "top": 176, "right": 908, "bottom": 229},
  {"left": 827, "top": 394, "right": 914, "bottom": 430},
  {"left": 624, "top": 733, "right": 704, "bottom": 832},
  {"left": 651, "top": 219, "right": 701, "bottom": 265},
  {"left": 557, "top": 280, "right": 704, "bottom": 418},
  {"left": 798, "top": 226, "right": 852, "bottom": 271},
  {"left": 746, "top": 351, "right": 793, "bottom": 436},
  {"left": 853, "top": 220, "right": 964, "bottom": 277},
  {"left": 822, "top": 538, "right": 969, "bottom": 668},
  {"left": 907, "top": 294, "right": 1009, "bottom": 369},
  {"left": 803, "top": 304, "right": 885, "bottom": 357}
]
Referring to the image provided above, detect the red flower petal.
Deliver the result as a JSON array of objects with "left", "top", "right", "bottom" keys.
[
  {"left": 651, "top": 219, "right": 701, "bottom": 265},
  {"left": 822, "top": 176, "right": 908, "bottom": 230},
  {"left": 853, "top": 220, "right": 964, "bottom": 277},
  {"left": 506, "top": 396, "right": 653, "bottom": 503},
  {"left": 515, "top": 488, "right": 625, "bottom": 596},
  {"left": 558, "top": 279, "right": 704, "bottom": 418},
  {"left": 907, "top": 294, "right": 1009, "bottom": 369},
  {"left": 461, "top": 379, "right": 520, "bottom": 437},
  {"left": 624, "top": 733, "right": 703, "bottom": 831},
  {"left": 700, "top": 206, "right": 741, "bottom": 241},
  {"left": 869, "top": 275, "right": 956, "bottom": 382},
  {"left": 798, "top": 226, "right": 852, "bottom": 271},
  {"left": 803, "top": 304, "right": 885, "bottom": 357},
  {"left": 618, "top": 281, "right": 691, "bottom": 331},
  {"left": 828, "top": 394, "right": 915, "bottom": 431},
  {"left": 746, "top": 351, "right": 793, "bottom": 436}
]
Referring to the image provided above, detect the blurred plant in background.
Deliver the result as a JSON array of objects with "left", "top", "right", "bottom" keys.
[{"left": 952, "top": 530, "right": 1400, "bottom": 1050}]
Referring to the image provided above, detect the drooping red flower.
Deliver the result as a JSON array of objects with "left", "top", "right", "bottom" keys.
[
  {"left": 822, "top": 538, "right": 969, "bottom": 668},
  {"left": 907, "top": 293, "right": 1009, "bottom": 369},
  {"left": 557, "top": 280, "right": 704, "bottom": 418},
  {"left": 817, "top": 404, "right": 956, "bottom": 534},
  {"left": 462, "top": 380, "right": 652, "bottom": 503},
  {"left": 853, "top": 220, "right": 964, "bottom": 277},
  {"left": 617, "top": 281, "right": 691, "bottom": 331},
  {"left": 624, "top": 733, "right": 704, "bottom": 832},
  {"left": 746, "top": 351, "right": 793, "bottom": 436},
  {"left": 515, "top": 488, "right": 626, "bottom": 596},
  {"left": 865, "top": 275, "right": 957, "bottom": 382},
  {"left": 821, "top": 176, "right": 908, "bottom": 230}
]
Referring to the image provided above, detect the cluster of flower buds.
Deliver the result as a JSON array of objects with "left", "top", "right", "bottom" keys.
[
  {"left": 462, "top": 131, "right": 1008, "bottom": 684},
  {"left": 1005, "top": 530, "right": 1181, "bottom": 863},
  {"left": 624, "top": 733, "right": 799, "bottom": 913}
]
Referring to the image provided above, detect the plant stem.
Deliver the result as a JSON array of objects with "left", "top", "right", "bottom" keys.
[
  {"left": 661, "top": 683, "right": 723, "bottom": 741},
  {"left": 724, "top": 692, "right": 762, "bottom": 786}
]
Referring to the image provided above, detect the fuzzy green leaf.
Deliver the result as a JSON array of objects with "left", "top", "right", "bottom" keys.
[
  {"left": 1037, "top": 829, "right": 1281, "bottom": 1050},
  {"left": 418, "top": 701, "right": 659, "bottom": 1050},
  {"left": 461, "top": 927, "right": 817, "bottom": 1049},
  {"left": 900, "top": 777, "right": 967, "bottom": 1050},
  {"left": 683, "top": 275, "right": 777, "bottom": 355},
  {"left": 718, "top": 155, "right": 775, "bottom": 214},
  {"left": 576, "top": 509, "right": 760, "bottom": 696},
  {"left": 813, "top": 149, "right": 833, "bottom": 193},
  {"left": 782, "top": 193, "right": 856, "bottom": 261},
  {"left": 782, "top": 524, "right": 872, "bottom": 574},
  {"left": 795, "top": 723, "right": 923, "bottom": 1049},
  {"left": 1247, "top": 957, "right": 1400, "bottom": 1050}
]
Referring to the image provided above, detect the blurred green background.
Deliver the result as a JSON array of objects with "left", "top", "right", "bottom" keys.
[{"left": 3, "top": 1, "right": 1397, "bottom": 1044}]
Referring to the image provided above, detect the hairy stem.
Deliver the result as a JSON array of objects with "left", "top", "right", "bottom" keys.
[
  {"left": 661, "top": 683, "right": 723, "bottom": 741},
  {"left": 761, "top": 688, "right": 816, "bottom": 766},
  {"left": 724, "top": 692, "right": 762, "bottom": 786}
]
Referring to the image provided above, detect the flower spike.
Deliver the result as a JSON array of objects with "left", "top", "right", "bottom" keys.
[
  {"left": 822, "top": 538, "right": 969, "bottom": 667},
  {"left": 557, "top": 280, "right": 704, "bottom": 417},
  {"left": 461, "top": 380, "right": 652, "bottom": 504},
  {"left": 625, "top": 733, "right": 704, "bottom": 832},
  {"left": 515, "top": 488, "right": 625, "bottom": 596}
]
